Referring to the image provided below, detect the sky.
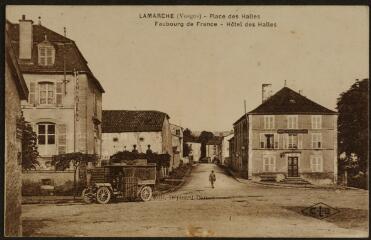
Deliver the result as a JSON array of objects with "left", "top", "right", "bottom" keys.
[{"left": 6, "top": 6, "right": 369, "bottom": 132}]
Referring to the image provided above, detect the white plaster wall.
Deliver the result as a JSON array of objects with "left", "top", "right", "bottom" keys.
[
  {"left": 222, "top": 134, "right": 234, "bottom": 164},
  {"left": 102, "top": 131, "right": 163, "bottom": 159},
  {"left": 187, "top": 142, "right": 201, "bottom": 162}
]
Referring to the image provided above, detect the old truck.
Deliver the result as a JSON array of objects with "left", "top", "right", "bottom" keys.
[{"left": 81, "top": 163, "right": 156, "bottom": 204}]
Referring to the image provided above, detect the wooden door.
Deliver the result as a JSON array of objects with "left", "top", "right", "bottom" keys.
[{"left": 288, "top": 157, "right": 299, "bottom": 177}]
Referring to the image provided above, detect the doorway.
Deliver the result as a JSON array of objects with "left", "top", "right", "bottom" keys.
[{"left": 288, "top": 156, "right": 299, "bottom": 177}]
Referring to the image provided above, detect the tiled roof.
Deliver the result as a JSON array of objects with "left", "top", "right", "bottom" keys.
[
  {"left": 234, "top": 87, "right": 336, "bottom": 124},
  {"left": 249, "top": 87, "right": 336, "bottom": 114},
  {"left": 102, "top": 110, "right": 170, "bottom": 133},
  {"left": 7, "top": 21, "right": 104, "bottom": 93}
]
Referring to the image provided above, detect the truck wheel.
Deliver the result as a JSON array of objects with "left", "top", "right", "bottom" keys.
[
  {"left": 96, "top": 187, "right": 111, "bottom": 204},
  {"left": 82, "top": 188, "right": 95, "bottom": 204},
  {"left": 140, "top": 186, "right": 152, "bottom": 201}
]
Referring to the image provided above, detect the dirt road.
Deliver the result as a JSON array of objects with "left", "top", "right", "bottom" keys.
[{"left": 22, "top": 164, "right": 368, "bottom": 237}]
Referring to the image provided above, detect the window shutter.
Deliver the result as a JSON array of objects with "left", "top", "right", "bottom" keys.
[
  {"left": 58, "top": 124, "right": 67, "bottom": 154},
  {"left": 29, "top": 82, "right": 36, "bottom": 105},
  {"left": 282, "top": 134, "right": 287, "bottom": 149},
  {"left": 31, "top": 123, "right": 37, "bottom": 133},
  {"left": 260, "top": 134, "right": 265, "bottom": 148},
  {"left": 298, "top": 134, "right": 303, "bottom": 149},
  {"left": 274, "top": 133, "right": 279, "bottom": 149},
  {"left": 35, "top": 83, "right": 39, "bottom": 105},
  {"left": 260, "top": 117, "right": 264, "bottom": 129},
  {"left": 56, "top": 82, "right": 63, "bottom": 105}
]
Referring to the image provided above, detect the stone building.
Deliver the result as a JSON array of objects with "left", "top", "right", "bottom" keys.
[
  {"left": 7, "top": 15, "right": 104, "bottom": 169},
  {"left": 5, "top": 21, "right": 29, "bottom": 236},
  {"left": 231, "top": 87, "right": 338, "bottom": 184},
  {"left": 101, "top": 110, "right": 174, "bottom": 173}
]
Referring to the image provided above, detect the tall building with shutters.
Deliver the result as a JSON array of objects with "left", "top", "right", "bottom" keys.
[
  {"left": 231, "top": 87, "right": 338, "bottom": 184},
  {"left": 7, "top": 16, "right": 104, "bottom": 169}
]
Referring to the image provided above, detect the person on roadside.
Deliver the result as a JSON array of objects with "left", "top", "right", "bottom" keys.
[{"left": 209, "top": 170, "right": 216, "bottom": 188}]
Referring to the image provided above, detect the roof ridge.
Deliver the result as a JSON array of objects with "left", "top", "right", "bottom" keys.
[{"left": 102, "top": 109, "right": 170, "bottom": 133}]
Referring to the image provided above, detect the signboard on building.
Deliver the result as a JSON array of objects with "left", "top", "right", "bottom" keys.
[{"left": 277, "top": 129, "right": 308, "bottom": 134}]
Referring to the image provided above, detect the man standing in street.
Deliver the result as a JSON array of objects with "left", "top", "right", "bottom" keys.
[{"left": 209, "top": 170, "right": 216, "bottom": 188}]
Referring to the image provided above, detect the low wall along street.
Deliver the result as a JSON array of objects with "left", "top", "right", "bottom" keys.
[{"left": 22, "top": 170, "right": 75, "bottom": 196}]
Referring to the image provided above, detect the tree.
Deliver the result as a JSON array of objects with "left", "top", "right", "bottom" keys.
[
  {"left": 183, "top": 128, "right": 192, "bottom": 138},
  {"left": 199, "top": 131, "right": 214, "bottom": 158},
  {"left": 182, "top": 128, "right": 193, "bottom": 157},
  {"left": 336, "top": 78, "right": 369, "bottom": 188},
  {"left": 19, "top": 115, "right": 39, "bottom": 170}
]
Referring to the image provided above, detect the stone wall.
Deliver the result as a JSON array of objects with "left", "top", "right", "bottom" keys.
[{"left": 5, "top": 59, "right": 23, "bottom": 236}]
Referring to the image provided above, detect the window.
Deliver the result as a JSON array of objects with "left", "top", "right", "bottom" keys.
[
  {"left": 139, "top": 137, "right": 144, "bottom": 142},
  {"left": 287, "top": 115, "right": 298, "bottom": 129},
  {"left": 260, "top": 133, "right": 278, "bottom": 149},
  {"left": 38, "top": 45, "right": 55, "bottom": 66},
  {"left": 113, "top": 137, "right": 118, "bottom": 142},
  {"left": 288, "top": 134, "right": 298, "bottom": 149},
  {"left": 312, "top": 133, "right": 322, "bottom": 149},
  {"left": 38, "top": 123, "right": 55, "bottom": 145},
  {"left": 263, "top": 155, "right": 276, "bottom": 172},
  {"left": 264, "top": 115, "right": 275, "bottom": 129},
  {"left": 312, "top": 115, "right": 322, "bottom": 129},
  {"left": 39, "top": 82, "right": 54, "bottom": 105},
  {"left": 310, "top": 155, "right": 323, "bottom": 172}
]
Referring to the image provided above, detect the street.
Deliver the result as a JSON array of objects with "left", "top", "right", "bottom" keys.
[{"left": 22, "top": 164, "right": 368, "bottom": 237}]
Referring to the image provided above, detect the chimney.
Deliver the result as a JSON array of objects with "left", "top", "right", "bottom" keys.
[
  {"left": 19, "top": 15, "right": 33, "bottom": 60},
  {"left": 262, "top": 84, "right": 272, "bottom": 103}
]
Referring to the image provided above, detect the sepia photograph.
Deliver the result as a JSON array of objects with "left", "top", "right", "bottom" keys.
[{"left": 3, "top": 4, "right": 369, "bottom": 237}]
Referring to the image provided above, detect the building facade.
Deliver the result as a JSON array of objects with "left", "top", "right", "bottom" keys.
[
  {"left": 5, "top": 22, "right": 29, "bottom": 236},
  {"left": 170, "top": 124, "right": 183, "bottom": 167},
  {"left": 101, "top": 110, "right": 175, "bottom": 172},
  {"left": 232, "top": 87, "right": 338, "bottom": 184},
  {"left": 228, "top": 136, "right": 235, "bottom": 167},
  {"left": 221, "top": 133, "right": 234, "bottom": 166},
  {"left": 185, "top": 141, "right": 201, "bottom": 163},
  {"left": 8, "top": 16, "right": 104, "bottom": 169},
  {"left": 206, "top": 136, "right": 223, "bottom": 163}
]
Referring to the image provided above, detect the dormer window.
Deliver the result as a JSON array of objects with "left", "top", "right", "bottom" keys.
[{"left": 38, "top": 39, "right": 55, "bottom": 66}]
